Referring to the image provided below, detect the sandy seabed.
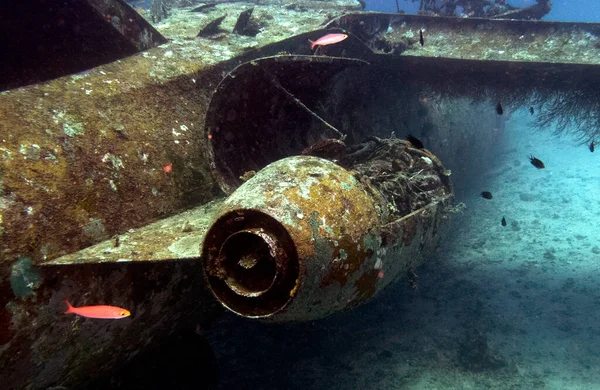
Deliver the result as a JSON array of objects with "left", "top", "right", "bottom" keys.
[{"left": 207, "top": 113, "right": 600, "bottom": 390}]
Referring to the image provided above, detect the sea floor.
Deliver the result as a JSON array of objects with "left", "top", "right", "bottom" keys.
[{"left": 206, "top": 113, "right": 600, "bottom": 390}]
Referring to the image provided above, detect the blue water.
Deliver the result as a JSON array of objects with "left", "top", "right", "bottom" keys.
[{"left": 367, "top": 0, "right": 600, "bottom": 22}]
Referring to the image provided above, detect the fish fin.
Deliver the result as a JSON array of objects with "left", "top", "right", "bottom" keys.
[
  {"left": 62, "top": 297, "right": 74, "bottom": 314},
  {"left": 308, "top": 39, "right": 315, "bottom": 50}
]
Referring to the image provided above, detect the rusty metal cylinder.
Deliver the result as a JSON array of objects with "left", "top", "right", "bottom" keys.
[{"left": 202, "top": 154, "right": 453, "bottom": 321}]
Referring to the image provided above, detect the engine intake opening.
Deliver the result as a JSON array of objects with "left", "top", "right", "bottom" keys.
[
  {"left": 202, "top": 210, "right": 299, "bottom": 318},
  {"left": 220, "top": 230, "right": 278, "bottom": 297}
]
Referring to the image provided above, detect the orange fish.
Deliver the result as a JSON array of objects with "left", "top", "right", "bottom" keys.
[
  {"left": 63, "top": 298, "right": 131, "bottom": 319},
  {"left": 308, "top": 33, "right": 348, "bottom": 50}
]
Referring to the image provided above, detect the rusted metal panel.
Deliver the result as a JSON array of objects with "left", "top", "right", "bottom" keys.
[
  {"left": 0, "top": 0, "right": 167, "bottom": 91},
  {"left": 0, "top": 47, "right": 227, "bottom": 388},
  {"left": 0, "top": 30, "right": 365, "bottom": 272},
  {"left": 0, "top": 58, "right": 221, "bottom": 266}
]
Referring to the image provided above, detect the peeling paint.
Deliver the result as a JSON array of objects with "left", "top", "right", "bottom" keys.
[
  {"left": 82, "top": 218, "right": 107, "bottom": 242},
  {"left": 101, "top": 153, "right": 125, "bottom": 171},
  {"left": 19, "top": 143, "right": 41, "bottom": 160},
  {"left": 52, "top": 111, "right": 85, "bottom": 137}
]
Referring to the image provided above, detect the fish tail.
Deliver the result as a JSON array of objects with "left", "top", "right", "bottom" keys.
[
  {"left": 308, "top": 39, "right": 316, "bottom": 50},
  {"left": 62, "top": 297, "right": 74, "bottom": 314}
]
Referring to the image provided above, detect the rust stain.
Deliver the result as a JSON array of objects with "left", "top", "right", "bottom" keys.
[
  {"left": 320, "top": 242, "right": 366, "bottom": 288},
  {"left": 272, "top": 159, "right": 378, "bottom": 289}
]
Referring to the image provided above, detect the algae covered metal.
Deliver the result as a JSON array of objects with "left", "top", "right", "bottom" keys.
[{"left": 203, "top": 142, "right": 453, "bottom": 321}]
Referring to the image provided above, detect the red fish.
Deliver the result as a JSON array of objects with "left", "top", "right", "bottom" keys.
[
  {"left": 63, "top": 298, "right": 131, "bottom": 319},
  {"left": 308, "top": 33, "right": 348, "bottom": 50}
]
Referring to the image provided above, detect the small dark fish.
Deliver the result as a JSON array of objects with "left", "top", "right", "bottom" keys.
[
  {"left": 419, "top": 29, "right": 424, "bottom": 46},
  {"left": 496, "top": 102, "right": 503, "bottom": 115},
  {"left": 501, "top": 217, "right": 507, "bottom": 226},
  {"left": 590, "top": 141, "right": 595, "bottom": 152},
  {"left": 529, "top": 155, "right": 545, "bottom": 169},
  {"left": 480, "top": 191, "right": 493, "bottom": 199},
  {"left": 405, "top": 134, "right": 424, "bottom": 149},
  {"left": 529, "top": 106, "right": 534, "bottom": 115}
]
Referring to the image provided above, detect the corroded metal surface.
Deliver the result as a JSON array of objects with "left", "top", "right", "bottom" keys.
[
  {"left": 202, "top": 155, "right": 453, "bottom": 321},
  {"left": 0, "top": 0, "right": 167, "bottom": 91},
  {"left": 0, "top": 40, "right": 228, "bottom": 390},
  {"left": 203, "top": 156, "right": 380, "bottom": 320},
  {"left": 47, "top": 200, "right": 223, "bottom": 265},
  {"left": 0, "top": 24, "right": 364, "bottom": 275},
  {"left": 327, "top": 12, "right": 600, "bottom": 64},
  {"left": 0, "top": 58, "right": 220, "bottom": 266}
]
